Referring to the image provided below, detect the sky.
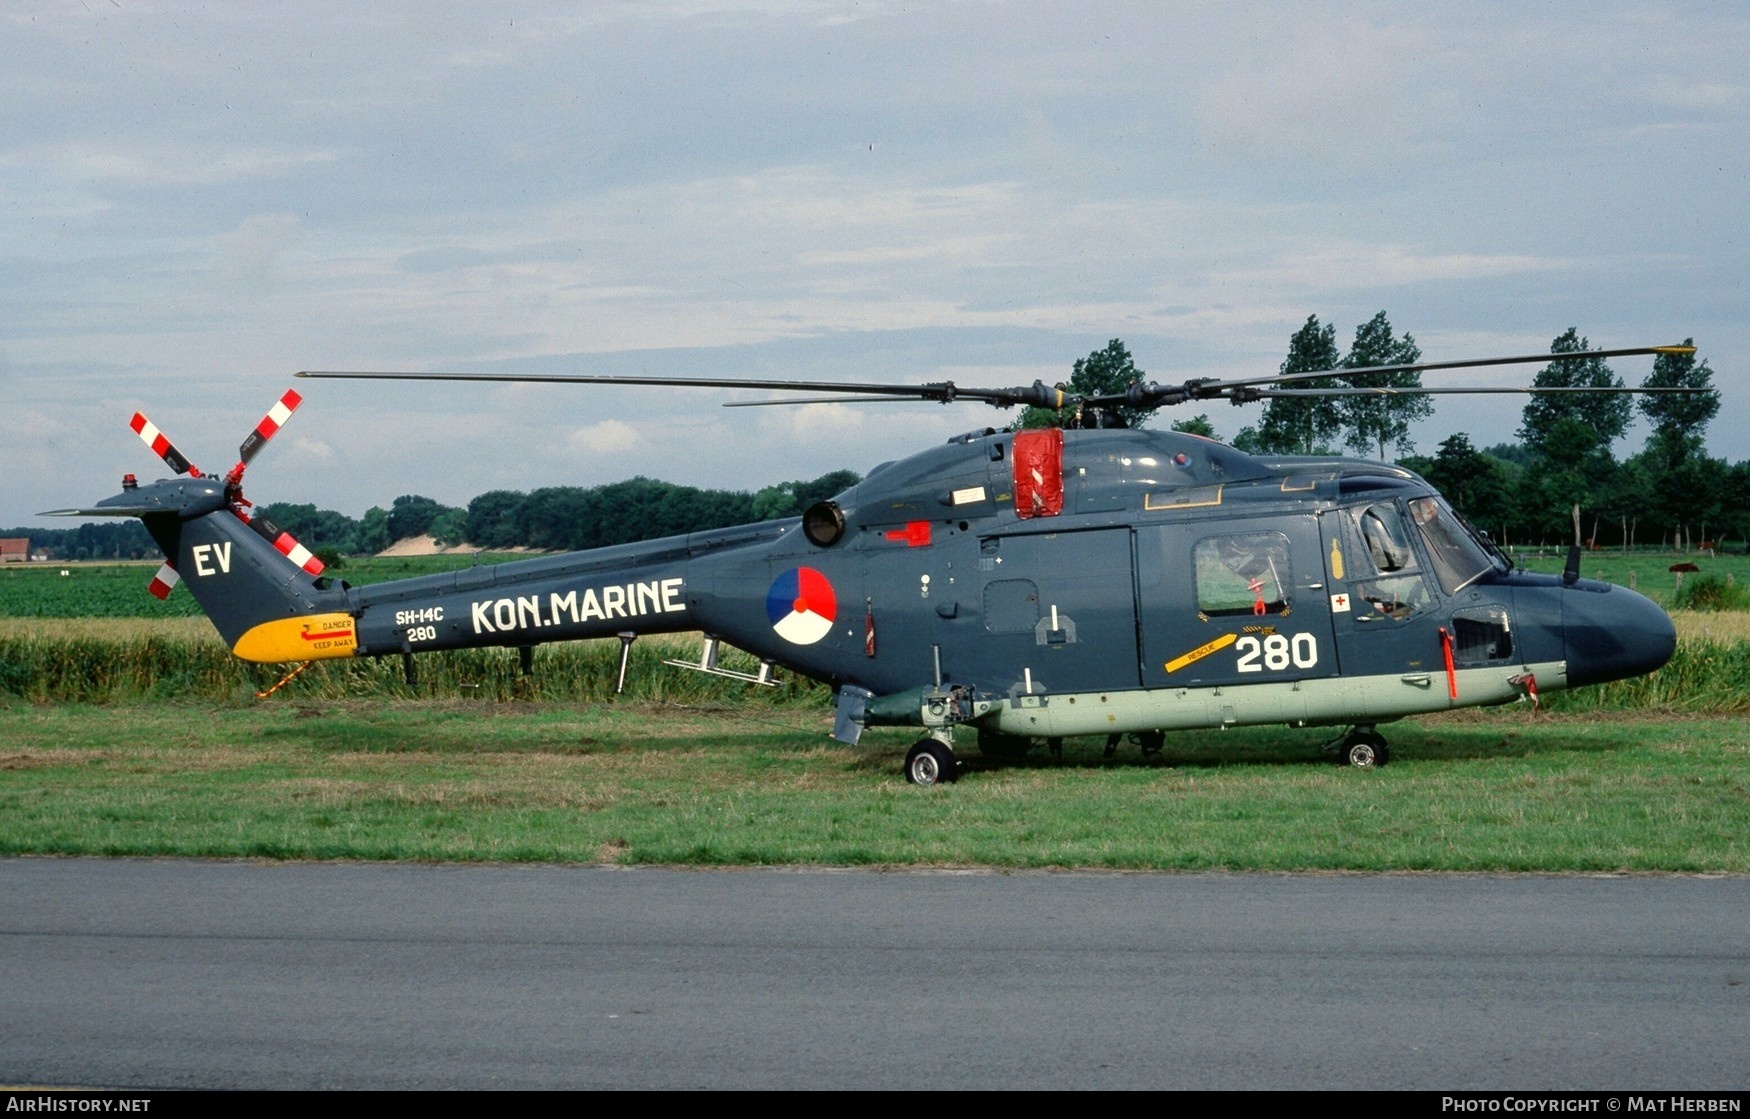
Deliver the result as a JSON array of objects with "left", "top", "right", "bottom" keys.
[{"left": 5, "top": 1, "right": 1747, "bottom": 529}]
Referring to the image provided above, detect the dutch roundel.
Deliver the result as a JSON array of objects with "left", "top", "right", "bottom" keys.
[{"left": 767, "top": 566, "right": 837, "bottom": 645}]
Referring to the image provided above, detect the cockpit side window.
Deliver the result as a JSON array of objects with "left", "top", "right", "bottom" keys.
[
  {"left": 1357, "top": 504, "right": 1414, "bottom": 574},
  {"left": 1408, "top": 495, "right": 1496, "bottom": 594}
]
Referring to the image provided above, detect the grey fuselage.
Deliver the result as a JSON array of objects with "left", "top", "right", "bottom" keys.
[{"left": 319, "top": 426, "right": 1673, "bottom": 741}]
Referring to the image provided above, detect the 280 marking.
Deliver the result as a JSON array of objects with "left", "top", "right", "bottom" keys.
[{"left": 1236, "top": 633, "right": 1317, "bottom": 673}]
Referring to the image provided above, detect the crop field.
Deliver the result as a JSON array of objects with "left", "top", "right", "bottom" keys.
[
  {"left": 0, "top": 553, "right": 520, "bottom": 619},
  {"left": 1, "top": 548, "right": 1746, "bottom": 870}
]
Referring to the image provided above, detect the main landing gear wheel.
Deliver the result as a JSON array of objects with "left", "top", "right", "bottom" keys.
[
  {"left": 1339, "top": 728, "right": 1390, "bottom": 768},
  {"left": 904, "top": 739, "right": 959, "bottom": 785}
]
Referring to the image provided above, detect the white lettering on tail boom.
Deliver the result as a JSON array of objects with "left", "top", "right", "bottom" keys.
[{"left": 471, "top": 577, "right": 686, "bottom": 635}]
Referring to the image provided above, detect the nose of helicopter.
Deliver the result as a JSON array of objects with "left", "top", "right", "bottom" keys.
[{"left": 1563, "top": 582, "right": 1677, "bottom": 688}]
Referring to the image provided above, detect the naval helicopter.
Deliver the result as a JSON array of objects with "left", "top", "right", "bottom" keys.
[{"left": 49, "top": 345, "right": 1698, "bottom": 784}]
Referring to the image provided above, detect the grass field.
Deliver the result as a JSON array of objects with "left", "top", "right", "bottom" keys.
[
  {"left": 1, "top": 700, "right": 1744, "bottom": 870},
  {"left": 1511, "top": 549, "right": 1750, "bottom": 608},
  {"left": 2, "top": 616, "right": 1748, "bottom": 710}
]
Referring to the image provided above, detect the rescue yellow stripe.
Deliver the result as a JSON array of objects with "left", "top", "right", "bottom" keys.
[
  {"left": 1165, "top": 632, "right": 1237, "bottom": 674},
  {"left": 232, "top": 612, "right": 359, "bottom": 664}
]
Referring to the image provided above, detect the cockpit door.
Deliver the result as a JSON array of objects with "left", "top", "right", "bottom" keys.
[{"left": 1320, "top": 500, "right": 1442, "bottom": 676}]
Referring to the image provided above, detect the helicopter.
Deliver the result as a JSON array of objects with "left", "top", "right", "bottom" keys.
[{"left": 48, "top": 345, "right": 1698, "bottom": 784}]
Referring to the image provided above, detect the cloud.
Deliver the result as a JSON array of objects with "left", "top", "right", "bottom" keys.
[
  {"left": 9, "top": 142, "right": 339, "bottom": 189},
  {"left": 221, "top": 213, "right": 305, "bottom": 292},
  {"left": 566, "top": 419, "right": 641, "bottom": 455},
  {"left": 1221, "top": 244, "right": 1560, "bottom": 293},
  {"left": 395, "top": 246, "right": 500, "bottom": 273},
  {"left": 5, "top": 1, "right": 1749, "bottom": 528},
  {"left": 292, "top": 435, "right": 334, "bottom": 460}
]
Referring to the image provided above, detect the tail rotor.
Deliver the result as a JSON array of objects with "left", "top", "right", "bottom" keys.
[
  {"left": 129, "top": 411, "right": 201, "bottom": 478},
  {"left": 123, "top": 388, "right": 325, "bottom": 598},
  {"left": 236, "top": 388, "right": 303, "bottom": 469},
  {"left": 146, "top": 562, "right": 181, "bottom": 601}
]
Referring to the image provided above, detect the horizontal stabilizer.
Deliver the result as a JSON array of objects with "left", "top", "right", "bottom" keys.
[{"left": 40, "top": 504, "right": 165, "bottom": 518}]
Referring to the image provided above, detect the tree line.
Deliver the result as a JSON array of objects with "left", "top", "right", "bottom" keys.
[
  {"left": 3, "top": 470, "right": 862, "bottom": 563},
  {"left": 1253, "top": 320, "right": 1736, "bottom": 550},
  {"left": 1028, "top": 325, "right": 1737, "bottom": 550}
]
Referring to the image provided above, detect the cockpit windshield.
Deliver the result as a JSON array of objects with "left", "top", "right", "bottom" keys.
[{"left": 1408, "top": 496, "right": 1500, "bottom": 594}]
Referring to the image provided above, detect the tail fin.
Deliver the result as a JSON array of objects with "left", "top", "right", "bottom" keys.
[
  {"left": 156, "top": 502, "right": 356, "bottom": 663},
  {"left": 47, "top": 477, "right": 354, "bottom": 664},
  {"left": 46, "top": 389, "right": 352, "bottom": 665}
]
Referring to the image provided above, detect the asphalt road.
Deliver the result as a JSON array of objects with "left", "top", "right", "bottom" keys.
[{"left": 2, "top": 859, "right": 1746, "bottom": 1090}]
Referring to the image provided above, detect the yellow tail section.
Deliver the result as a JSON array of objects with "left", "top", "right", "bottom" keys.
[{"left": 231, "top": 613, "right": 358, "bottom": 664}]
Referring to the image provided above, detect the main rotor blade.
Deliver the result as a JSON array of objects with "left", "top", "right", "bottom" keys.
[
  {"left": 1230, "top": 344, "right": 1696, "bottom": 391},
  {"left": 299, "top": 370, "right": 949, "bottom": 396},
  {"left": 1080, "top": 343, "right": 1698, "bottom": 410},
  {"left": 724, "top": 396, "right": 926, "bottom": 408},
  {"left": 297, "top": 370, "right": 1070, "bottom": 409},
  {"left": 302, "top": 343, "right": 1696, "bottom": 414},
  {"left": 1254, "top": 384, "right": 1712, "bottom": 399}
]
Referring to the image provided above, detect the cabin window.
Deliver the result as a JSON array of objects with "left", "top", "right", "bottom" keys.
[{"left": 1194, "top": 532, "right": 1291, "bottom": 616}]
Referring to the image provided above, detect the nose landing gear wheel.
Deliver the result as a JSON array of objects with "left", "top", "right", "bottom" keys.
[{"left": 904, "top": 739, "right": 959, "bottom": 785}]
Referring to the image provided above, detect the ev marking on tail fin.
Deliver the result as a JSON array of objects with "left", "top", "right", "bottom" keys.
[{"left": 192, "top": 542, "right": 233, "bottom": 577}]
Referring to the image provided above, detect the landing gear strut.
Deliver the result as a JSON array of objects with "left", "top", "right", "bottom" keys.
[{"left": 1333, "top": 725, "right": 1390, "bottom": 768}]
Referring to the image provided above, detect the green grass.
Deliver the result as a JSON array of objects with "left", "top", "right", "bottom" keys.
[
  {"left": 1673, "top": 573, "right": 1750, "bottom": 612},
  {"left": 3, "top": 622, "right": 1746, "bottom": 710},
  {"left": 1, "top": 700, "right": 1745, "bottom": 871}
]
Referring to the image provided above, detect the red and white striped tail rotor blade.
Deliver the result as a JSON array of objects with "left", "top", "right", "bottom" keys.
[
  {"left": 146, "top": 562, "right": 181, "bottom": 600},
  {"left": 271, "top": 530, "right": 325, "bottom": 576},
  {"left": 238, "top": 387, "right": 304, "bottom": 466},
  {"left": 247, "top": 511, "right": 326, "bottom": 576},
  {"left": 128, "top": 412, "right": 199, "bottom": 477}
]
